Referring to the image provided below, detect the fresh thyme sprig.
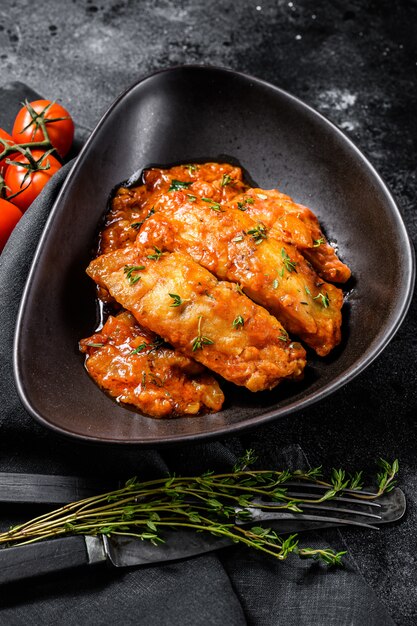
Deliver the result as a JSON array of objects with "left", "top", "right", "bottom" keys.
[
  {"left": 232, "top": 315, "right": 245, "bottom": 329},
  {"left": 0, "top": 455, "right": 399, "bottom": 567},
  {"left": 202, "top": 197, "right": 223, "bottom": 212},
  {"left": 281, "top": 248, "right": 297, "bottom": 273},
  {"left": 169, "top": 293, "right": 183, "bottom": 307},
  {"left": 313, "top": 292, "right": 330, "bottom": 308},
  {"left": 247, "top": 223, "right": 267, "bottom": 244},
  {"left": 191, "top": 316, "right": 214, "bottom": 351},
  {"left": 237, "top": 196, "right": 254, "bottom": 211},
  {"left": 124, "top": 264, "right": 145, "bottom": 285},
  {"left": 129, "top": 337, "right": 165, "bottom": 355},
  {"left": 147, "top": 247, "right": 163, "bottom": 261},
  {"left": 168, "top": 179, "right": 193, "bottom": 191},
  {"left": 221, "top": 173, "right": 233, "bottom": 186}
]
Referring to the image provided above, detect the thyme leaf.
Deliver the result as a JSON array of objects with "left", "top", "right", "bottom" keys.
[
  {"left": 247, "top": 223, "right": 267, "bottom": 244},
  {"left": 281, "top": 248, "right": 297, "bottom": 273},
  {"left": 169, "top": 179, "right": 193, "bottom": 191},
  {"left": 169, "top": 293, "right": 183, "bottom": 307},
  {"left": 124, "top": 265, "right": 145, "bottom": 285},
  {"left": 313, "top": 292, "right": 330, "bottom": 308},
  {"left": 232, "top": 315, "right": 244, "bottom": 329},
  {"left": 0, "top": 456, "right": 398, "bottom": 569},
  {"left": 237, "top": 196, "right": 254, "bottom": 211},
  {"left": 192, "top": 316, "right": 214, "bottom": 351},
  {"left": 221, "top": 173, "right": 233, "bottom": 186},
  {"left": 147, "top": 247, "right": 163, "bottom": 261},
  {"left": 202, "top": 197, "right": 223, "bottom": 212}
]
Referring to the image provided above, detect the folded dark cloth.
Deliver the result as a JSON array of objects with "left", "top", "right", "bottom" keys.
[{"left": 0, "top": 126, "right": 394, "bottom": 626}]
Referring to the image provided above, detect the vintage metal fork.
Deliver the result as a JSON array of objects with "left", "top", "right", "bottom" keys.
[
  {"left": 0, "top": 472, "right": 405, "bottom": 532},
  {"left": 234, "top": 483, "right": 405, "bottom": 532}
]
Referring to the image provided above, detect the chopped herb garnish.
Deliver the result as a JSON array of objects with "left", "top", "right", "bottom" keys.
[
  {"left": 272, "top": 279, "right": 279, "bottom": 289},
  {"left": 187, "top": 194, "right": 197, "bottom": 202},
  {"left": 168, "top": 179, "right": 193, "bottom": 191},
  {"left": 305, "top": 285, "right": 312, "bottom": 296},
  {"left": 147, "top": 247, "right": 163, "bottom": 261},
  {"left": 236, "top": 283, "right": 245, "bottom": 295},
  {"left": 232, "top": 234, "right": 244, "bottom": 243},
  {"left": 281, "top": 248, "right": 297, "bottom": 273},
  {"left": 150, "top": 337, "right": 166, "bottom": 351},
  {"left": 313, "top": 292, "right": 330, "bottom": 308},
  {"left": 232, "top": 315, "right": 245, "bottom": 329},
  {"left": 124, "top": 265, "right": 145, "bottom": 285},
  {"left": 192, "top": 317, "right": 214, "bottom": 351},
  {"left": 313, "top": 237, "right": 325, "bottom": 247},
  {"left": 202, "top": 197, "right": 223, "bottom": 212},
  {"left": 278, "top": 329, "right": 290, "bottom": 342},
  {"left": 184, "top": 164, "right": 198, "bottom": 175},
  {"left": 247, "top": 223, "right": 267, "bottom": 244},
  {"left": 149, "top": 374, "right": 164, "bottom": 387},
  {"left": 130, "top": 343, "right": 148, "bottom": 355},
  {"left": 221, "top": 173, "right": 233, "bottom": 186},
  {"left": 86, "top": 342, "right": 104, "bottom": 348},
  {"left": 131, "top": 337, "right": 165, "bottom": 355},
  {"left": 132, "top": 209, "right": 154, "bottom": 229},
  {"left": 237, "top": 196, "right": 254, "bottom": 211},
  {"left": 169, "top": 293, "right": 183, "bottom": 307}
]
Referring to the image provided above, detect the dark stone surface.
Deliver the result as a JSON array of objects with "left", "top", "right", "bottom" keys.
[{"left": 0, "top": 0, "right": 416, "bottom": 623}]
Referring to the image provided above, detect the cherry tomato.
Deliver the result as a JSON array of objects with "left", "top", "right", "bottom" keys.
[
  {"left": 0, "top": 198, "right": 23, "bottom": 251},
  {"left": 5, "top": 150, "right": 62, "bottom": 212},
  {"left": 12, "top": 99, "right": 74, "bottom": 158},
  {"left": 0, "top": 128, "right": 17, "bottom": 173}
]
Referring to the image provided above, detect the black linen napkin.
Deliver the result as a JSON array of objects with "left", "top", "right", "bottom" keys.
[{"left": 0, "top": 92, "right": 394, "bottom": 626}]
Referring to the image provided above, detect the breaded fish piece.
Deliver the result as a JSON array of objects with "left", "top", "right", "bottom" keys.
[
  {"left": 137, "top": 193, "right": 343, "bottom": 356},
  {"left": 104, "top": 164, "right": 350, "bottom": 285},
  {"left": 144, "top": 162, "right": 247, "bottom": 203},
  {"left": 99, "top": 163, "right": 247, "bottom": 255},
  {"left": 87, "top": 247, "right": 306, "bottom": 392},
  {"left": 79, "top": 311, "right": 224, "bottom": 418},
  {"left": 228, "top": 188, "right": 351, "bottom": 283}
]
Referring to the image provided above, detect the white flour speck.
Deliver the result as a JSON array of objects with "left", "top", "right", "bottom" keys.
[{"left": 318, "top": 89, "right": 357, "bottom": 111}]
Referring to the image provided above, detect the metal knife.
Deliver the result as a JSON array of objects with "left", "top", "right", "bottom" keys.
[
  {"left": 0, "top": 518, "right": 365, "bottom": 586},
  {"left": 0, "top": 473, "right": 406, "bottom": 585},
  {"left": 0, "top": 487, "right": 406, "bottom": 586}
]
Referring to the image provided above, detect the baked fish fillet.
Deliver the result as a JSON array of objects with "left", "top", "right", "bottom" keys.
[
  {"left": 86, "top": 247, "right": 306, "bottom": 392},
  {"left": 227, "top": 188, "right": 351, "bottom": 283},
  {"left": 101, "top": 163, "right": 350, "bottom": 284},
  {"left": 80, "top": 311, "right": 224, "bottom": 418},
  {"left": 137, "top": 193, "right": 343, "bottom": 356}
]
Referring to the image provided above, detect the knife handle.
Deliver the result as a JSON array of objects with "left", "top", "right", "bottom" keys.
[{"left": 0, "top": 536, "right": 106, "bottom": 585}]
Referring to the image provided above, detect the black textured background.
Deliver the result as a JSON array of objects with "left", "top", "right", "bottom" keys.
[{"left": 1, "top": 1, "right": 416, "bottom": 623}]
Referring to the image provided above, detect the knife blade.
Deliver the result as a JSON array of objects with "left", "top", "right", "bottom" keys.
[{"left": 0, "top": 519, "right": 343, "bottom": 586}]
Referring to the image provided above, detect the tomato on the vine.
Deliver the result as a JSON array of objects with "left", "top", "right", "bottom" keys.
[
  {"left": 5, "top": 150, "right": 62, "bottom": 212},
  {"left": 12, "top": 100, "right": 74, "bottom": 158},
  {"left": 0, "top": 128, "right": 16, "bottom": 173},
  {"left": 0, "top": 198, "right": 23, "bottom": 251}
]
